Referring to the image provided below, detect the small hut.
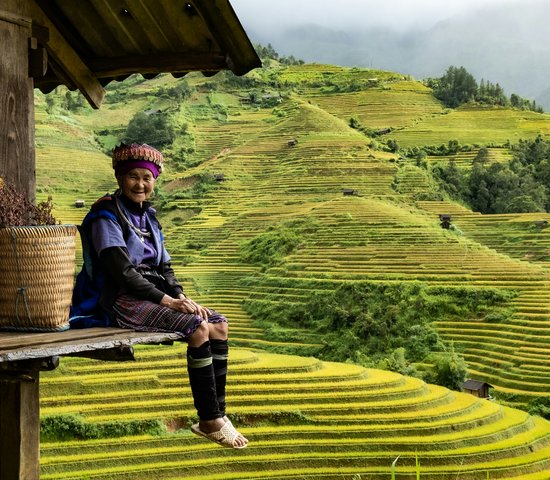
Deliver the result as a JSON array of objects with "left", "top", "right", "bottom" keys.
[
  {"left": 342, "top": 188, "right": 358, "bottom": 196},
  {"left": 462, "top": 379, "right": 493, "bottom": 399},
  {"left": 439, "top": 214, "right": 452, "bottom": 229}
]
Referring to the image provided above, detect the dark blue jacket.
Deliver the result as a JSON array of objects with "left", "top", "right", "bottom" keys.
[{"left": 69, "top": 194, "right": 174, "bottom": 328}]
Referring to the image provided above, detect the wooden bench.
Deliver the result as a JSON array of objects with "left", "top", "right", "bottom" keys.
[{"left": 0, "top": 327, "right": 182, "bottom": 479}]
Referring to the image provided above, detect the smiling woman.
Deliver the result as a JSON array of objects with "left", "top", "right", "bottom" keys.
[
  {"left": 117, "top": 168, "right": 156, "bottom": 206},
  {"left": 69, "top": 143, "right": 248, "bottom": 449}
]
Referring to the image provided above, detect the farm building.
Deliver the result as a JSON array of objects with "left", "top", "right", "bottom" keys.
[{"left": 462, "top": 379, "right": 493, "bottom": 399}]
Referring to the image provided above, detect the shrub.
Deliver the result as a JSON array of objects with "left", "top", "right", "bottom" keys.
[
  {"left": 432, "top": 343, "right": 468, "bottom": 391},
  {"left": 40, "top": 414, "right": 166, "bottom": 441},
  {"left": 0, "top": 179, "right": 57, "bottom": 227},
  {"left": 244, "top": 281, "right": 513, "bottom": 381},
  {"left": 239, "top": 218, "right": 319, "bottom": 267},
  {"left": 527, "top": 397, "right": 550, "bottom": 420}
]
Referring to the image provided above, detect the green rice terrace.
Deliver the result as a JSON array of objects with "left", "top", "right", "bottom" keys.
[{"left": 35, "top": 63, "right": 550, "bottom": 478}]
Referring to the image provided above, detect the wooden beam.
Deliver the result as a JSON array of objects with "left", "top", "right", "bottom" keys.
[
  {"left": 0, "top": 8, "right": 32, "bottom": 27},
  {"left": 67, "top": 345, "right": 136, "bottom": 362},
  {"left": 0, "top": 17, "right": 35, "bottom": 200},
  {"left": 28, "top": 1, "right": 105, "bottom": 108},
  {"left": 87, "top": 52, "right": 226, "bottom": 78},
  {"left": 0, "top": 363, "right": 40, "bottom": 480},
  {"left": 28, "top": 38, "right": 48, "bottom": 78}
]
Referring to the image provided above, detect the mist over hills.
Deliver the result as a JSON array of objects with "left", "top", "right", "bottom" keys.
[{"left": 245, "top": 0, "right": 550, "bottom": 109}]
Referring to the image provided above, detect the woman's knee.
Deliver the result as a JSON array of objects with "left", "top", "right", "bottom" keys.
[
  {"left": 189, "top": 320, "right": 209, "bottom": 344},
  {"left": 209, "top": 320, "right": 228, "bottom": 339}
]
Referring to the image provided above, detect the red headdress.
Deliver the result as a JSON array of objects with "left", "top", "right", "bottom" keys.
[{"left": 112, "top": 143, "right": 164, "bottom": 178}]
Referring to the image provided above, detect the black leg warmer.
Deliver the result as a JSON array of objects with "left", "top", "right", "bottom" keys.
[
  {"left": 210, "top": 338, "right": 229, "bottom": 416},
  {"left": 187, "top": 341, "right": 221, "bottom": 421}
]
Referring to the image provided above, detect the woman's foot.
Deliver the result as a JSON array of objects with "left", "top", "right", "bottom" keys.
[
  {"left": 195, "top": 417, "right": 248, "bottom": 449},
  {"left": 223, "top": 416, "right": 248, "bottom": 448}
]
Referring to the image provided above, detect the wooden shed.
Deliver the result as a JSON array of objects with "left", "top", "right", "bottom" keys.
[
  {"left": 0, "top": 2, "right": 259, "bottom": 478},
  {"left": 462, "top": 379, "right": 493, "bottom": 399},
  {"left": 0, "top": 0, "right": 261, "bottom": 200}
]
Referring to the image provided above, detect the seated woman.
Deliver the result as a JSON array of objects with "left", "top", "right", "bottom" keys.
[{"left": 70, "top": 143, "right": 247, "bottom": 449}]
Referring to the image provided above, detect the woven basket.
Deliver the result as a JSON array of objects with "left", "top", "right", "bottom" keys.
[{"left": 0, "top": 225, "right": 77, "bottom": 332}]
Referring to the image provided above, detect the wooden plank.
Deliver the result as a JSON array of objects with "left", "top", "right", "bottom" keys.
[
  {"left": 0, "top": 327, "right": 133, "bottom": 348},
  {"left": 0, "top": 8, "right": 32, "bottom": 27},
  {"left": 0, "top": 328, "right": 182, "bottom": 362}
]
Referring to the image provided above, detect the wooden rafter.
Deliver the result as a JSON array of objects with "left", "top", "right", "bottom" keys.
[
  {"left": 87, "top": 52, "right": 227, "bottom": 78},
  {"left": 28, "top": 1, "right": 105, "bottom": 108}
]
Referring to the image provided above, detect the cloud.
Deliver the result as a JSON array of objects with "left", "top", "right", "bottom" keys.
[{"left": 231, "top": 0, "right": 522, "bottom": 33}]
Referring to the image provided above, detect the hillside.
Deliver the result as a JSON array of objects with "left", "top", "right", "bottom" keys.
[{"left": 36, "top": 63, "right": 550, "bottom": 478}]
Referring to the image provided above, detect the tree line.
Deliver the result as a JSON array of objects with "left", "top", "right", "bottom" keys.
[
  {"left": 254, "top": 43, "right": 304, "bottom": 66},
  {"left": 425, "top": 66, "right": 543, "bottom": 112},
  {"left": 432, "top": 136, "right": 550, "bottom": 213}
]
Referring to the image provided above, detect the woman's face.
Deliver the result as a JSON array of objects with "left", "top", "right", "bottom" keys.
[{"left": 117, "top": 168, "right": 155, "bottom": 205}]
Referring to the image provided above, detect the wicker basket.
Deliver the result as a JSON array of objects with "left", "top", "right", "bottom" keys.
[{"left": 0, "top": 225, "right": 77, "bottom": 332}]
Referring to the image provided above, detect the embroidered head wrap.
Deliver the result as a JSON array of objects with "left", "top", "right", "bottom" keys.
[{"left": 112, "top": 143, "right": 164, "bottom": 178}]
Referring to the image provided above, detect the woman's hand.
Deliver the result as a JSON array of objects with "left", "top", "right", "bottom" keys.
[{"left": 161, "top": 295, "right": 209, "bottom": 320}]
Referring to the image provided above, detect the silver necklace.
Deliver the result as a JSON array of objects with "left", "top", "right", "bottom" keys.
[{"left": 114, "top": 196, "right": 152, "bottom": 243}]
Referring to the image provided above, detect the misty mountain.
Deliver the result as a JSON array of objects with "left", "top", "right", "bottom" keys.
[{"left": 247, "top": 1, "right": 550, "bottom": 109}]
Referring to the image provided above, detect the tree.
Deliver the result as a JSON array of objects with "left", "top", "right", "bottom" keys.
[
  {"left": 432, "top": 66, "right": 478, "bottom": 108},
  {"left": 123, "top": 111, "right": 176, "bottom": 149},
  {"left": 474, "top": 147, "right": 490, "bottom": 166},
  {"left": 477, "top": 79, "right": 507, "bottom": 106},
  {"left": 468, "top": 162, "right": 546, "bottom": 214},
  {"left": 434, "top": 160, "right": 467, "bottom": 200},
  {"left": 433, "top": 344, "right": 467, "bottom": 391},
  {"left": 387, "top": 139, "right": 399, "bottom": 152}
]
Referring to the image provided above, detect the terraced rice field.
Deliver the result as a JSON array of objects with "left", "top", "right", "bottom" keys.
[
  {"left": 416, "top": 200, "right": 550, "bottom": 405},
  {"left": 426, "top": 148, "right": 513, "bottom": 168},
  {"left": 40, "top": 346, "right": 550, "bottom": 479},
  {"left": 34, "top": 67, "right": 550, "bottom": 478},
  {"left": 304, "top": 80, "right": 443, "bottom": 131},
  {"left": 387, "top": 105, "right": 550, "bottom": 148},
  {"left": 154, "top": 94, "right": 550, "bottom": 409}
]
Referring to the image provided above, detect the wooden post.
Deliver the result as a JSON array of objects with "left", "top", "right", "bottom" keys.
[
  {"left": 0, "top": 363, "right": 40, "bottom": 480},
  {"left": 0, "top": 9, "right": 35, "bottom": 201}
]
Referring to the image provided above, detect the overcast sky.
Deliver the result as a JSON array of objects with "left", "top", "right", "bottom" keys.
[
  {"left": 229, "top": 0, "right": 550, "bottom": 104},
  {"left": 232, "top": 0, "right": 524, "bottom": 33}
]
